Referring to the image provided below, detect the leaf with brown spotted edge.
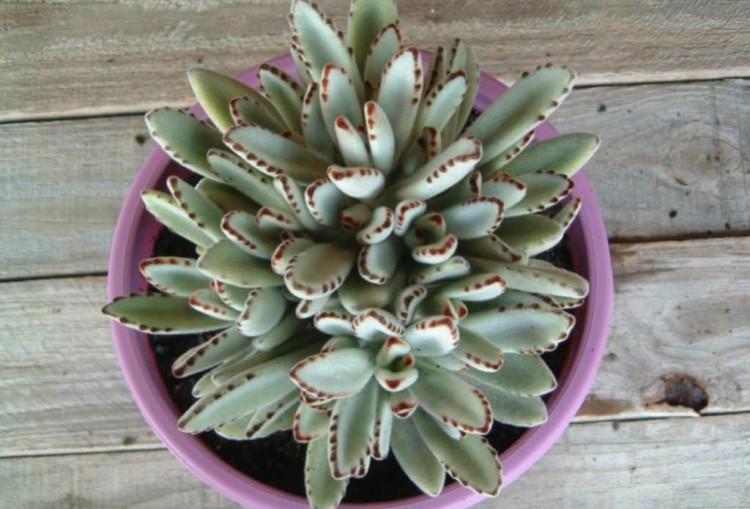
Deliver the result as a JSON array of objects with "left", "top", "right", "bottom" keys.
[
  {"left": 145, "top": 108, "right": 225, "bottom": 180},
  {"left": 179, "top": 343, "right": 320, "bottom": 433},
  {"left": 313, "top": 311, "right": 354, "bottom": 336},
  {"left": 506, "top": 171, "right": 573, "bottom": 217},
  {"left": 220, "top": 210, "right": 278, "bottom": 260},
  {"left": 102, "top": 295, "right": 227, "bottom": 335},
  {"left": 551, "top": 197, "right": 582, "bottom": 234},
  {"left": 462, "top": 352, "right": 556, "bottom": 396},
  {"left": 390, "top": 416, "right": 445, "bottom": 497},
  {"left": 409, "top": 256, "right": 471, "bottom": 285},
  {"left": 301, "top": 82, "right": 336, "bottom": 161},
  {"left": 333, "top": 116, "right": 371, "bottom": 168},
  {"left": 472, "top": 379, "right": 548, "bottom": 427},
  {"left": 294, "top": 402, "right": 330, "bottom": 443},
  {"left": 224, "top": 124, "right": 330, "bottom": 184},
  {"left": 479, "top": 130, "right": 536, "bottom": 176},
  {"left": 306, "top": 436, "right": 349, "bottom": 509},
  {"left": 404, "top": 316, "right": 459, "bottom": 357},
  {"left": 371, "top": 391, "right": 394, "bottom": 459},
  {"left": 413, "top": 409, "right": 502, "bottom": 496},
  {"left": 415, "top": 70, "right": 467, "bottom": 134},
  {"left": 411, "top": 234, "right": 458, "bottom": 265},
  {"left": 358, "top": 235, "right": 401, "bottom": 285},
  {"left": 460, "top": 304, "right": 575, "bottom": 354},
  {"left": 327, "top": 166, "right": 385, "bottom": 201},
  {"left": 377, "top": 47, "right": 423, "bottom": 156},
  {"left": 258, "top": 64, "right": 304, "bottom": 134},
  {"left": 195, "top": 179, "right": 259, "bottom": 215},
  {"left": 188, "top": 288, "right": 240, "bottom": 321},
  {"left": 352, "top": 308, "right": 404, "bottom": 342},
  {"left": 364, "top": 100, "right": 396, "bottom": 174},
  {"left": 451, "top": 328, "right": 504, "bottom": 373},
  {"left": 289, "top": 0, "right": 363, "bottom": 95},
  {"left": 408, "top": 361, "right": 493, "bottom": 435},
  {"left": 305, "top": 178, "right": 350, "bottom": 228},
  {"left": 139, "top": 257, "right": 211, "bottom": 297},
  {"left": 500, "top": 132, "right": 600, "bottom": 178},
  {"left": 437, "top": 273, "right": 506, "bottom": 302},
  {"left": 355, "top": 206, "right": 394, "bottom": 245},
  {"left": 338, "top": 268, "right": 406, "bottom": 314},
  {"left": 496, "top": 214, "right": 564, "bottom": 257},
  {"left": 440, "top": 196, "right": 504, "bottom": 240},
  {"left": 210, "top": 334, "right": 326, "bottom": 387},
  {"left": 251, "top": 312, "right": 304, "bottom": 352},
  {"left": 167, "top": 176, "right": 225, "bottom": 241},
  {"left": 393, "top": 136, "right": 482, "bottom": 201},
  {"left": 243, "top": 391, "right": 299, "bottom": 439},
  {"left": 172, "top": 326, "right": 251, "bottom": 378},
  {"left": 197, "top": 239, "right": 284, "bottom": 288},
  {"left": 480, "top": 171, "right": 527, "bottom": 210},
  {"left": 466, "top": 65, "right": 575, "bottom": 163},
  {"left": 319, "top": 64, "right": 365, "bottom": 141},
  {"left": 362, "top": 24, "right": 402, "bottom": 93},
  {"left": 236, "top": 287, "right": 287, "bottom": 337},
  {"left": 285, "top": 243, "right": 356, "bottom": 299},
  {"left": 141, "top": 190, "right": 214, "bottom": 249},
  {"left": 327, "top": 379, "right": 379, "bottom": 479},
  {"left": 469, "top": 257, "right": 589, "bottom": 299},
  {"left": 459, "top": 234, "right": 524, "bottom": 264},
  {"left": 206, "top": 150, "right": 291, "bottom": 212},
  {"left": 188, "top": 67, "right": 283, "bottom": 133},
  {"left": 348, "top": 0, "right": 398, "bottom": 73},
  {"left": 393, "top": 284, "right": 428, "bottom": 326},
  {"left": 291, "top": 348, "right": 375, "bottom": 400}
]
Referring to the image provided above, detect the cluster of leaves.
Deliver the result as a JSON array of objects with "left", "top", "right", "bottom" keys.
[{"left": 103, "top": 1, "right": 599, "bottom": 507}]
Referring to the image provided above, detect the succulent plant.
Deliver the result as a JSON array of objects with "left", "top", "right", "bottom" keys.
[{"left": 103, "top": 0, "right": 599, "bottom": 507}]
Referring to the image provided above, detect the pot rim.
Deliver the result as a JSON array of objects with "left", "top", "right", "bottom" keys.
[{"left": 108, "top": 53, "right": 613, "bottom": 509}]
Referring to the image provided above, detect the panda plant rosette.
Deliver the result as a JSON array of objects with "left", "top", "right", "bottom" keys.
[{"left": 103, "top": 0, "right": 601, "bottom": 507}]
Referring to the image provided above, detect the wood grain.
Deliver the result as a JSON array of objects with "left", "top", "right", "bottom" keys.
[
  {"left": 557, "top": 80, "right": 750, "bottom": 241},
  {"left": 0, "top": 116, "right": 154, "bottom": 279},
  {"left": 578, "top": 237, "right": 750, "bottom": 420},
  {"left": 2, "top": 0, "right": 749, "bottom": 121},
  {"left": 1, "top": 237, "right": 748, "bottom": 457},
  {"left": 2, "top": 415, "right": 747, "bottom": 509},
  {"left": 2, "top": 81, "right": 748, "bottom": 279}
]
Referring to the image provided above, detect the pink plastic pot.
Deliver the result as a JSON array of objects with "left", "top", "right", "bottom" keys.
[{"left": 109, "top": 54, "right": 613, "bottom": 509}]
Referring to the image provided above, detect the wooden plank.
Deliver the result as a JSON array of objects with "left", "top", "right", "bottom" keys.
[
  {"left": 1, "top": 237, "right": 748, "bottom": 457},
  {"left": 0, "top": 116, "right": 154, "bottom": 279},
  {"left": 578, "top": 237, "right": 750, "bottom": 420},
  {"left": 556, "top": 79, "right": 750, "bottom": 241},
  {"left": 1, "top": 415, "right": 747, "bottom": 508},
  {"left": 2, "top": 0, "right": 750, "bottom": 121},
  {"left": 0, "top": 276, "right": 159, "bottom": 456},
  {"left": 2, "top": 81, "right": 748, "bottom": 279}
]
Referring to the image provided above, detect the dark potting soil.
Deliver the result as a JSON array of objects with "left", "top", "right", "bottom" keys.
[{"left": 148, "top": 225, "right": 572, "bottom": 503}]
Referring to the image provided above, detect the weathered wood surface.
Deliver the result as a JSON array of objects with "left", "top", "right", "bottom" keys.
[
  {"left": 578, "top": 237, "right": 750, "bottom": 420},
  {"left": 2, "top": 237, "right": 748, "bottom": 457},
  {"left": 2, "top": 0, "right": 750, "bottom": 121},
  {"left": 2, "top": 81, "right": 748, "bottom": 279},
  {"left": 0, "top": 116, "right": 153, "bottom": 280},
  {"left": 2, "top": 414, "right": 747, "bottom": 509}
]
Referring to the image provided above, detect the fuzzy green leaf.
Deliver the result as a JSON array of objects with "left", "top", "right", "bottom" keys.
[
  {"left": 391, "top": 417, "right": 445, "bottom": 497},
  {"left": 466, "top": 66, "right": 575, "bottom": 163},
  {"left": 501, "top": 133, "right": 600, "bottom": 178},
  {"left": 197, "top": 239, "right": 283, "bottom": 288},
  {"left": 413, "top": 410, "right": 502, "bottom": 496},
  {"left": 460, "top": 305, "right": 575, "bottom": 354},
  {"left": 103, "top": 295, "right": 226, "bottom": 335}
]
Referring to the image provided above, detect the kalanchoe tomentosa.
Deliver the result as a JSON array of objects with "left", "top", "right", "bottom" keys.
[{"left": 103, "top": 0, "right": 600, "bottom": 507}]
